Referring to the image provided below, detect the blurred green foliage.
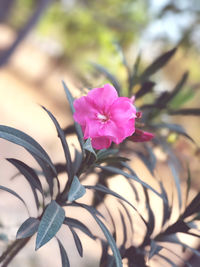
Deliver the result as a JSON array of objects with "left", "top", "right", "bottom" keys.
[
  {"left": 10, "top": 0, "right": 148, "bottom": 70},
  {"left": 11, "top": 0, "right": 35, "bottom": 29}
]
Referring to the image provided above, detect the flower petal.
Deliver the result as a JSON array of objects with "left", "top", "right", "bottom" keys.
[
  {"left": 73, "top": 96, "right": 97, "bottom": 126},
  {"left": 129, "top": 128, "right": 154, "bottom": 142},
  {"left": 87, "top": 84, "right": 118, "bottom": 111},
  {"left": 97, "top": 120, "right": 125, "bottom": 144},
  {"left": 110, "top": 97, "right": 136, "bottom": 125},
  {"left": 91, "top": 136, "right": 112, "bottom": 149},
  {"left": 83, "top": 120, "right": 101, "bottom": 139}
]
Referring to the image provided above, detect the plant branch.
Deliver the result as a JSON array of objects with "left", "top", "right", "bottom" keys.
[{"left": 0, "top": 237, "right": 31, "bottom": 267}]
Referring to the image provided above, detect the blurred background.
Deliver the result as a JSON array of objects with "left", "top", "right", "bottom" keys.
[
  {"left": 0, "top": 0, "right": 200, "bottom": 266},
  {"left": 0, "top": 0, "right": 200, "bottom": 139}
]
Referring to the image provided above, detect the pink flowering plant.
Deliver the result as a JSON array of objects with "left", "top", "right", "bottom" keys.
[
  {"left": 0, "top": 47, "right": 200, "bottom": 267},
  {"left": 73, "top": 84, "right": 137, "bottom": 149}
]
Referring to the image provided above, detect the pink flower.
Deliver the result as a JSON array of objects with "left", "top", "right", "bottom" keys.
[
  {"left": 128, "top": 128, "right": 154, "bottom": 142},
  {"left": 73, "top": 84, "right": 137, "bottom": 149}
]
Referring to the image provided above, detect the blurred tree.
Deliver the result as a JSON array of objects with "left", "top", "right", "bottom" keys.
[
  {"left": 36, "top": 0, "right": 149, "bottom": 68},
  {"left": 149, "top": 0, "right": 200, "bottom": 51},
  {"left": 0, "top": 0, "right": 149, "bottom": 70}
]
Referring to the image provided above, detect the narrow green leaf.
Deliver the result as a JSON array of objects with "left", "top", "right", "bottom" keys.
[
  {"left": 62, "top": 81, "right": 84, "bottom": 151},
  {"left": 0, "top": 125, "right": 56, "bottom": 196},
  {"left": 7, "top": 159, "right": 43, "bottom": 192},
  {"left": 185, "top": 167, "right": 191, "bottom": 208},
  {"left": 68, "top": 176, "right": 86, "bottom": 202},
  {"left": 42, "top": 107, "right": 73, "bottom": 182},
  {"left": 0, "top": 185, "right": 29, "bottom": 215},
  {"left": 159, "top": 181, "right": 171, "bottom": 227},
  {"left": 119, "top": 210, "right": 127, "bottom": 248},
  {"left": 140, "top": 47, "right": 177, "bottom": 81},
  {"left": 16, "top": 217, "right": 39, "bottom": 239},
  {"left": 7, "top": 158, "right": 44, "bottom": 209},
  {"left": 136, "top": 144, "right": 156, "bottom": 175},
  {"left": 114, "top": 43, "right": 129, "bottom": 72},
  {"left": 165, "top": 72, "right": 189, "bottom": 105},
  {"left": 132, "top": 52, "right": 142, "bottom": 79},
  {"left": 169, "top": 108, "right": 200, "bottom": 116},
  {"left": 63, "top": 217, "right": 95, "bottom": 239},
  {"left": 135, "top": 81, "right": 155, "bottom": 99},
  {"left": 0, "top": 125, "right": 56, "bottom": 174},
  {"left": 82, "top": 205, "right": 123, "bottom": 267},
  {"left": 97, "top": 156, "right": 129, "bottom": 165},
  {"left": 94, "top": 216, "right": 122, "bottom": 267},
  {"left": 35, "top": 200, "right": 65, "bottom": 250},
  {"left": 118, "top": 201, "right": 134, "bottom": 234},
  {"left": 57, "top": 238, "right": 70, "bottom": 267},
  {"left": 69, "top": 227, "right": 83, "bottom": 257},
  {"left": 103, "top": 204, "right": 117, "bottom": 242},
  {"left": 144, "top": 188, "right": 155, "bottom": 236},
  {"left": 169, "top": 89, "right": 195, "bottom": 109}
]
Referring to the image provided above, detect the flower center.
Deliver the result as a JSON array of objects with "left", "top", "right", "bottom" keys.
[{"left": 97, "top": 113, "right": 109, "bottom": 123}]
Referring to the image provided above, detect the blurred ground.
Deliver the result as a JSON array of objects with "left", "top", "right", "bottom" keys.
[{"left": 0, "top": 22, "right": 200, "bottom": 267}]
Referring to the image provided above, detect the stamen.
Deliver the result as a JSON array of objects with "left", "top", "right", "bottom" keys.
[{"left": 97, "top": 114, "right": 107, "bottom": 121}]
